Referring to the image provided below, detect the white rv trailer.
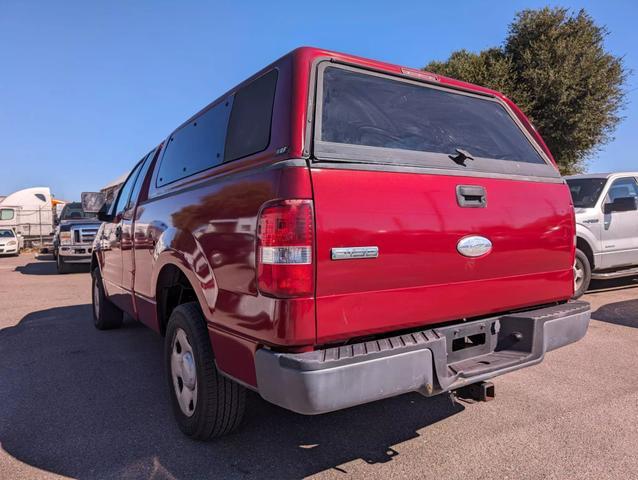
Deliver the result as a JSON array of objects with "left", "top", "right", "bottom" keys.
[{"left": 0, "top": 187, "right": 57, "bottom": 246}]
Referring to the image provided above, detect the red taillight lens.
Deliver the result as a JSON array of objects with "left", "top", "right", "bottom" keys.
[{"left": 257, "top": 199, "right": 314, "bottom": 297}]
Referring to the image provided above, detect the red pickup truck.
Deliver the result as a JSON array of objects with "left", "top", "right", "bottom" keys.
[{"left": 83, "top": 47, "right": 590, "bottom": 440}]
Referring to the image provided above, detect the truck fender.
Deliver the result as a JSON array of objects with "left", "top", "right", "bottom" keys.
[
  {"left": 575, "top": 224, "right": 598, "bottom": 269},
  {"left": 151, "top": 227, "right": 219, "bottom": 324}
]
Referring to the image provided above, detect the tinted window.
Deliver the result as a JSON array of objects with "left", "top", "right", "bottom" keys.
[
  {"left": 225, "top": 69, "right": 278, "bottom": 162},
  {"left": 0, "top": 209, "right": 14, "bottom": 221},
  {"left": 320, "top": 66, "right": 544, "bottom": 164},
  {"left": 114, "top": 161, "right": 143, "bottom": 215},
  {"left": 606, "top": 177, "right": 638, "bottom": 202},
  {"left": 157, "top": 99, "right": 233, "bottom": 186},
  {"left": 567, "top": 178, "right": 608, "bottom": 208},
  {"left": 128, "top": 149, "right": 156, "bottom": 208},
  {"left": 0, "top": 229, "right": 14, "bottom": 238},
  {"left": 60, "top": 202, "right": 97, "bottom": 220}
]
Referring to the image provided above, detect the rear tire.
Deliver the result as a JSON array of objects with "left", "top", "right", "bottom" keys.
[
  {"left": 165, "top": 302, "right": 246, "bottom": 440},
  {"left": 56, "top": 254, "right": 68, "bottom": 274},
  {"left": 573, "top": 249, "right": 591, "bottom": 299},
  {"left": 91, "top": 268, "right": 123, "bottom": 330}
]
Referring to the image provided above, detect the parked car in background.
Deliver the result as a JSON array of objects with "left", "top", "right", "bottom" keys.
[
  {"left": 0, "top": 228, "right": 20, "bottom": 256},
  {"left": 82, "top": 47, "right": 590, "bottom": 440},
  {"left": 0, "top": 187, "right": 56, "bottom": 249},
  {"left": 566, "top": 172, "right": 638, "bottom": 297},
  {"left": 52, "top": 202, "right": 101, "bottom": 273}
]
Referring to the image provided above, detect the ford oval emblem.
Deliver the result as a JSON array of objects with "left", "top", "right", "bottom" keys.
[{"left": 457, "top": 235, "right": 492, "bottom": 258}]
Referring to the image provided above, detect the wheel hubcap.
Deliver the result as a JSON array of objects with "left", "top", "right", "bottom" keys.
[
  {"left": 574, "top": 259, "right": 585, "bottom": 292},
  {"left": 171, "top": 328, "right": 198, "bottom": 417}
]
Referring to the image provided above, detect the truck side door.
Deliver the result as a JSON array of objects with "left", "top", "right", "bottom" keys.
[
  {"left": 600, "top": 176, "right": 638, "bottom": 268},
  {"left": 100, "top": 160, "right": 144, "bottom": 312},
  {"left": 120, "top": 148, "right": 157, "bottom": 308}
]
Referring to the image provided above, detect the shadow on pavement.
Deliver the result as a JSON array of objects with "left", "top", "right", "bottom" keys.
[
  {"left": 0, "top": 305, "right": 463, "bottom": 479},
  {"left": 14, "top": 262, "right": 59, "bottom": 275},
  {"left": 14, "top": 255, "right": 89, "bottom": 276},
  {"left": 591, "top": 298, "right": 638, "bottom": 328}
]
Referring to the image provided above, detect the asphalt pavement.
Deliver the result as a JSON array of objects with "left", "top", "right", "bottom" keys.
[{"left": 0, "top": 253, "right": 637, "bottom": 479}]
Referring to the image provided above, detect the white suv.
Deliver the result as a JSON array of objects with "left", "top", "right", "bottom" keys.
[{"left": 566, "top": 172, "right": 638, "bottom": 297}]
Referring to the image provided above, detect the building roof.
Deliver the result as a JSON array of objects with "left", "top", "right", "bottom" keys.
[{"left": 101, "top": 172, "right": 129, "bottom": 191}]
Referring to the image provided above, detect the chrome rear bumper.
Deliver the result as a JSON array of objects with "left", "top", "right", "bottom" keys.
[{"left": 255, "top": 301, "right": 590, "bottom": 415}]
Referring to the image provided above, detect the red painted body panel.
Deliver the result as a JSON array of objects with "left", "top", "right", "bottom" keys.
[
  {"left": 94, "top": 46, "right": 574, "bottom": 389},
  {"left": 208, "top": 328, "right": 259, "bottom": 387},
  {"left": 132, "top": 165, "right": 314, "bottom": 340},
  {"left": 310, "top": 168, "right": 574, "bottom": 342}
]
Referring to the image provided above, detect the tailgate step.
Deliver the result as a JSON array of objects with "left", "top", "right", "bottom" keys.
[{"left": 449, "top": 350, "right": 526, "bottom": 377}]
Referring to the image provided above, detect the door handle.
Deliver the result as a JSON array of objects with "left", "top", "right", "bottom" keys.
[{"left": 456, "top": 185, "right": 487, "bottom": 208}]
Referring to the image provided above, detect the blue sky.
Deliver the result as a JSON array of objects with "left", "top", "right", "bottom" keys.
[{"left": 1, "top": 0, "right": 636, "bottom": 201}]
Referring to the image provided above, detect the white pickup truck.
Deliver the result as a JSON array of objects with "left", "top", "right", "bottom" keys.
[{"left": 566, "top": 172, "right": 638, "bottom": 297}]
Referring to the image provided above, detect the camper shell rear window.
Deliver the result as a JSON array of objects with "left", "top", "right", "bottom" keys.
[{"left": 313, "top": 64, "right": 559, "bottom": 179}]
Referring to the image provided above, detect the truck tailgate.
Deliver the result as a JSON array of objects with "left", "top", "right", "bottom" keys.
[{"left": 311, "top": 167, "right": 574, "bottom": 343}]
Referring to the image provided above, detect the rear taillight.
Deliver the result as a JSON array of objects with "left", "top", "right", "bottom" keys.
[{"left": 257, "top": 199, "right": 314, "bottom": 297}]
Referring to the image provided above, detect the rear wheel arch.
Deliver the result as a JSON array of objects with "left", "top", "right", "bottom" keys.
[
  {"left": 151, "top": 229, "right": 218, "bottom": 336},
  {"left": 155, "top": 261, "right": 211, "bottom": 337}
]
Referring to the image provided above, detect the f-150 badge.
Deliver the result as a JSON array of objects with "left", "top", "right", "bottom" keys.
[{"left": 331, "top": 246, "right": 379, "bottom": 260}]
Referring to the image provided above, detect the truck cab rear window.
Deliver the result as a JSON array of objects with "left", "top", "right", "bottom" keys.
[{"left": 318, "top": 66, "right": 545, "bottom": 166}]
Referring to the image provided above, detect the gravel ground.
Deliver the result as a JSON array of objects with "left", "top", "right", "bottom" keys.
[{"left": 0, "top": 253, "right": 637, "bottom": 480}]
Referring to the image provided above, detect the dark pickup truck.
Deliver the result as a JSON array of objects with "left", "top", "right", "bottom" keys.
[
  {"left": 82, "top": 47, "right": 590, "bottom": 439},
  {"left": 53, "top": 202, "right": 101, "bottom": 273}
]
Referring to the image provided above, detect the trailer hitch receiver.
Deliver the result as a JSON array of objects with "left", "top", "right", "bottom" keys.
[{"left": 455, "top": 381, "right": 495, "bottom": 402}]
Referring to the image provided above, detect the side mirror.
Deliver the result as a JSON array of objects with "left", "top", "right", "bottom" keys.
[
  {"left": 604, "top": 196, "right": 638, "bottom": 214},
  {"left": 81, "top": 192, "right": 113, "bottom": 222}
]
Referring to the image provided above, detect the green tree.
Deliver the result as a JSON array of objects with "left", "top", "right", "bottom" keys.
[{"left": 425, "top": 8, "right": 627, "bottom": 174}]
